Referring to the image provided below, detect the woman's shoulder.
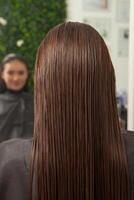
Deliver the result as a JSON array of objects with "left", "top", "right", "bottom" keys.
[
  {"left": 0, "top": 91, "right": 33, "bottom": 100},
  {"left": 0, "top": 137, "right": 32, "bottom": 148},
  {"left": 123, "top": 131, "right": 134, "bottom": 152},
  {"left": 0, "top": 93, "right": 9, "bottom": 101},
  {"left": 0, "top": 138, "right": 32, "bottom": 199},
  {"left": 0, "top": 138, "right": 32, "bottom": 170},
  {"left": 123, "top": 131, "right": 134, "bottom": 199},
  {"left": 123, "top": 131, "right": 134, "bottom": 163},
  {"left": 0, "top": 138, "right": 32, "bottom": 155}
]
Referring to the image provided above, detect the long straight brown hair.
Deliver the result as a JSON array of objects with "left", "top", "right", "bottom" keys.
[{"left": 31, "top": 22, "right": 129, "bottom": 200}]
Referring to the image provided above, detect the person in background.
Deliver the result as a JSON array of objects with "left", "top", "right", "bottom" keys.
[
  {"left": 0, "top": 22, "right": 134, "bottom": 200},
  {"left": 0, "top": 54, "right": 34, "bottom": 142},
  {"left": 117, "top": 94, "right": 128, "bottom": 131}
]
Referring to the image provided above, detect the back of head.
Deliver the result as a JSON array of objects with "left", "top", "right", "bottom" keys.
[{"left": 32, "top": 22, "right": 129, "bottom": 200}]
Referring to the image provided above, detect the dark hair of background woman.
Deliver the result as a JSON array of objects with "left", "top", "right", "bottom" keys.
[
  {"left": 31, "top": 22, "right": 129, "bottom": 200},
  {"left": 0, "top": 53, "right": 29, "bottom": 92}
]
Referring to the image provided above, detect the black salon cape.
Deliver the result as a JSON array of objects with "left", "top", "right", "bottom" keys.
[
  {"left": 0, "top": 91, "right": 34, "bottom": 142},
  {"left": 0, "top": 132, "right": 134, "bottom": 200}
]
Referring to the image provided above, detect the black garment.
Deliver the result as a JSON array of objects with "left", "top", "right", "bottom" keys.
[
  {"left": 0, "top": 91, "right": 34, "bottom": 142},
  {"left": 0, "top": 132, "right": 134, "bottom": 200},
  {"left": 124, "top": 131, "right": 134, "bottom": 199},
  {"left": 0, "top": 138, "right": 31, "bottom": 200}
]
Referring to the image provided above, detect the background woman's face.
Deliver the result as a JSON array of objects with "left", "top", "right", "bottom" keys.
[{"left": 1, "top": 60, "right": 28, "bottom": 91}]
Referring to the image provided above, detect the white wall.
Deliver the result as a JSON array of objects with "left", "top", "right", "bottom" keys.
[
  {"left": 66, "top": 0, "right": 130, "bottom": 92},
  {"left": 128, "top": 0, "right": 134, "bottom": 130}
]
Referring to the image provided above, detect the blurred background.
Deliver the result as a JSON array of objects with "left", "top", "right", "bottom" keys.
[
  {"left": 0, "top": 0, "right": 133, "bottom": 131},
  {"left": 67, "top": 0, "right": 131, "bottom": 131},
  {"left": 0, "top": 0, "right": 67, "bottom": 87}
]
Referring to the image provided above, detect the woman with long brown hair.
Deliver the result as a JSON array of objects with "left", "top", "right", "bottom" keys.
[{"left": 0, "top": 22, "right": 133, "bottom": 200}]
